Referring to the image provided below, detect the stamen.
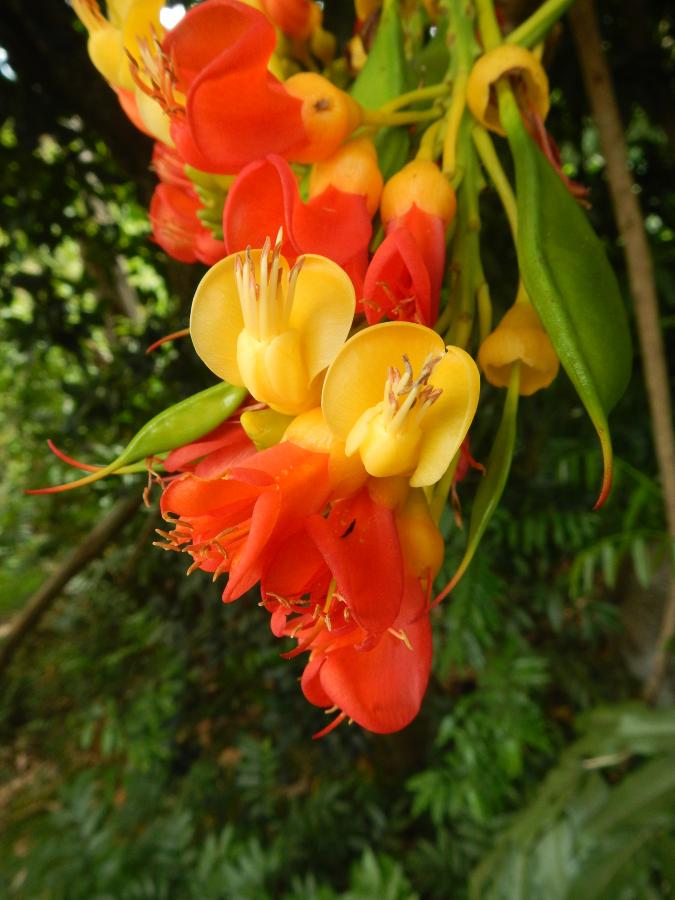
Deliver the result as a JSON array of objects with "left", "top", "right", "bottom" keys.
[
  {"left": 312, "top": 710, "right": 347, "bottom": 740},
  {"left": 387, "top": 627, "right": 413, "bottom": 651}
]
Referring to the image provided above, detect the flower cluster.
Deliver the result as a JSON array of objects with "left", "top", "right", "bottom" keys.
[{"left": 58, "top": 0, "right": 632, "bottom": 734}]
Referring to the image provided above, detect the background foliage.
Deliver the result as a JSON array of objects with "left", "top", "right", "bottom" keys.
[{"left": 1, "top": 1, "right": 674, "bottom": 897}]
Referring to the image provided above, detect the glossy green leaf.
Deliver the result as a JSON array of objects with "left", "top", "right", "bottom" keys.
[
  {"left": 438, "top": 364, "right": 520, "bottom": 601},
  {"left": 30, "top": 381, "right": 247, "bottom": 493},
  {"left": 499, "top": 89, "right": 632, "bottom": 508}
]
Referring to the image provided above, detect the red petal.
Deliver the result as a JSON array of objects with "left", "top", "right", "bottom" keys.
[
  {"left": 160, "top": 472, "right": 261, "bottom": 518},
  {"left": 292, "top": 185, "right": 372, "bottom": 265},
  {"left": 150, "top": 183, "right": 201, "bottom": 263},
  {"left": 301, "top": 655, "right": 332, "bottom": 707},
  {"left": 164, "top": 422, "right": 254, "bottom": 474},
  {"left": 165, "top": 2, "right": 304, "bottom": 170},
  {"left": 224, "top": 157, "right": 372, "bottom": 266},
  {"left": 306, "top": 489, "right": 404, "bottom": 633},
  {"left": 263, "top": 531, "right": 329, "bottom": 601},
  {"left": 164, "top": 0, "right": 270, "bottom": 92},
  {"left": 390, "top": 205, "right": 447, "bottom": 314},
  {"left": 223, "top": 488, "right": 281, "bottom": 600},
  {"left": 223, "top": 156, "right": 300, "bottom": 259},
  {"left": 318, "top": 613, "right": 432, "bottom": 733},
  {"left": 361, "top": 228, "right": 432, "bottom": 325}
]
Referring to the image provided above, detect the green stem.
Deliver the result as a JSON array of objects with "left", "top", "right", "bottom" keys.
[
  {"left": 472, "top": 125, "right": 518, "bottom": 242},
  {"left": 474, "top": 0, "right": 503, "bottom": 51},
  {"left": 507, "top": 0, "right": 577, "bottom": 48},
  {"left": 380, "top": 82, "right": 450, "bottom": 113},
  {"left": 442, "top": 0, "right": 478, "bottom": 176},
  {"left": 362, "top": 107, "right": 443, "bottom": 127}
]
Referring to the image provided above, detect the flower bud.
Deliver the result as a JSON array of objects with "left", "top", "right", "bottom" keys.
[
  {"left": 395, "top": 488, "right": 445, "bottom": 580},
  {"left": 380, "top": 160, "right": 456, "bottom": 226},
  {"left": 467, "top": 45, "right": 549, "bottom": 136},
  {"left": 284, "top": 73, "right": 363, "bottom": 162},
  {"left": 309, "top": 138, "right": 383, "bottom": 216},
  {"left": 478, "top": 301, "right": 559, "bottom": 395}
]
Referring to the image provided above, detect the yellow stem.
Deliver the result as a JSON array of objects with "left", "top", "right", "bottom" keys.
[
  {"left": 416, "top": 120, "right": 443, "bottom": 161},
  {"left": 441, "top": 72, "right": 468, "bottom": 178},
  {"left": 361, "top": 107, "right": 443, "bottom": 127},
  {"left": 380, "top": 82, "right": 450, "bottom": 113},
  {"left": 472, "top": 125, "right": 518, "bottom": 241}
]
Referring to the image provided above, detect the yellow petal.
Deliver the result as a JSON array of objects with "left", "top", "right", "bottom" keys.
[
  {"left": 322, "top": 321, "right": 446, "bottom": 440},
  {"left": 290, "top": 254, "right": 356, "bottom": 382},
  {"left": 122, "top": 0, "right": 165, "bottom": 61},
  {"left": 284, "top": 407, "right": 368, "bottom": 498},
  {"left": 411, "top": 346, "right": 480, "bottom": 487},
  {"left": 478, "top": 303, "right": 559, "bottom": 395},
  {"left": 135, "top": 90, "right": 173, "bottom": 144},
  {"left": 190, "top": 250, "right": 289, "bottom": 386},
  {"left": 87, "top": 27, "right": 126, "bottom": 85}
]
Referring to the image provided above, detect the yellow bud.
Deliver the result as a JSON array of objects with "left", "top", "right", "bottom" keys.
[
  {"left": 380, "top": 160, "right": 456, "bottom": 225},
  {"left": 395, "top": 488, "right": 445, "bottom": 579},
  {"left": 284, "top": 407, "right": 368, "bottom": 498},
  {"left": 240, "top": 408, "right": 294, "bottom": 450},
  {"left": 467, "top": 45, "right": 549, "bottom": 136},
  {"left": 478, "top": 300, "right": 559, "bottom": 395},
  {"left": 309, "top": 138, "right": 383, "bottom": 216},
  {"left": 284, "top": 73, "right": 363, "bottom": 162}
]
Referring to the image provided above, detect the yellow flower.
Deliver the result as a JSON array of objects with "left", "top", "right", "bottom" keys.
[
  {"left": 321, "top": 321, "right": 480, "bottom": 487},
  {"left": 466, "top": 45, "right": 549, "bottom": 136},
  {"left": 190, "top": 234, "right": 356, "bottom": 416},
  {"left": 72, "top": 0, "right": 164, "bottom": 91},
  {"left": 478, "top": 298, "right": 559, "bottom": 395}
]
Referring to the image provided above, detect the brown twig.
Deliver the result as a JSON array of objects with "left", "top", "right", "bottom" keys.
[
  {"left": 0, "top": 493, "right": 143, "bottom": 676},
  {"left": 570, "top": 0, "right": 675, "bottom": 702}
]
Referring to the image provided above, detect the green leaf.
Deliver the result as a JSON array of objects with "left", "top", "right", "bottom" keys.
[
  {"left": 351, "top": 0, "right": 409, "bottom": 109},
  {"left": 500, "top": 90, "right": 632, "bottom": 508}
]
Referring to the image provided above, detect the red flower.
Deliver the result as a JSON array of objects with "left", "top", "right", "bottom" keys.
[
  {"left": 149, "top": 143, "right": 227, "bottom": 265},
  {"left": 163, "top": 420, "right": 256, "bottom": 477},
  {"left": 159, "top": 441, "right": 331, "bottom": 602},
  {"left": 164, "top": 0, "right": 304, "bottom": 172},
  {"left": 361, "top": 227, "right": 432, "bottom": 325},
  {"left": 361, "top": 206, "right": 447, "bottom": 326},
  {"left": 150, "top": 182, "right": 227, "bottom": 265},
  {"left": 223, "top": 155, "right": 372, "bottom": 273},
  {"left": 161, "top": 1, "right": 360, "bottom": 173},
  {"left": 262, "top": 485, "right": 433, "bottom": 734}
]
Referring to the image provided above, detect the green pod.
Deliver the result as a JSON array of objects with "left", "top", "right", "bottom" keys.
[
  {"left": 437, "top": 365, "right": 520, "bottom": 601},
  {"left": 499, "top": 88, "right": 632, "bottom": 507},
  {"left": 33, "top": 382, "right": 247, "bottom": 493}
]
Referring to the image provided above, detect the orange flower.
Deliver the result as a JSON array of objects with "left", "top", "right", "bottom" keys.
[{"left": 159, "top": 441, "right": 331, "bottom": 602}]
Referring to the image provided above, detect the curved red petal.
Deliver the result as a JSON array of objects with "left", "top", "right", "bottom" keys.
[
  {"left": 306, "top": 489, "right": 404, "bottom": 633},
  {"left": 318, "top": 613, "right": 432, "bottom": 733},
  {"left": 293, "top": 185, "right": 372, "bottom": 265},
  {"left": 164, "top": 0, "right": 270, "bottom": 92},
  {"left": 361, "top": 228, "right": 432, "bottom": 325},
  {"left": 164, "top": 423, "right": 255, "bottom": 474},
  {"left": 149, "top": 183, "right": 201, "bottom": 263},
  {"left": 223, "top": 488, "right": 281, "bottom": 600},
  {"left": 301, "top": 655, "right": 332, "bottom": 707},
  {"left": 223, "top": 156, "right": 300, "bottom": 258},
  {"left": 390, "top": 205, "right": 447, "bottom": 316}
]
